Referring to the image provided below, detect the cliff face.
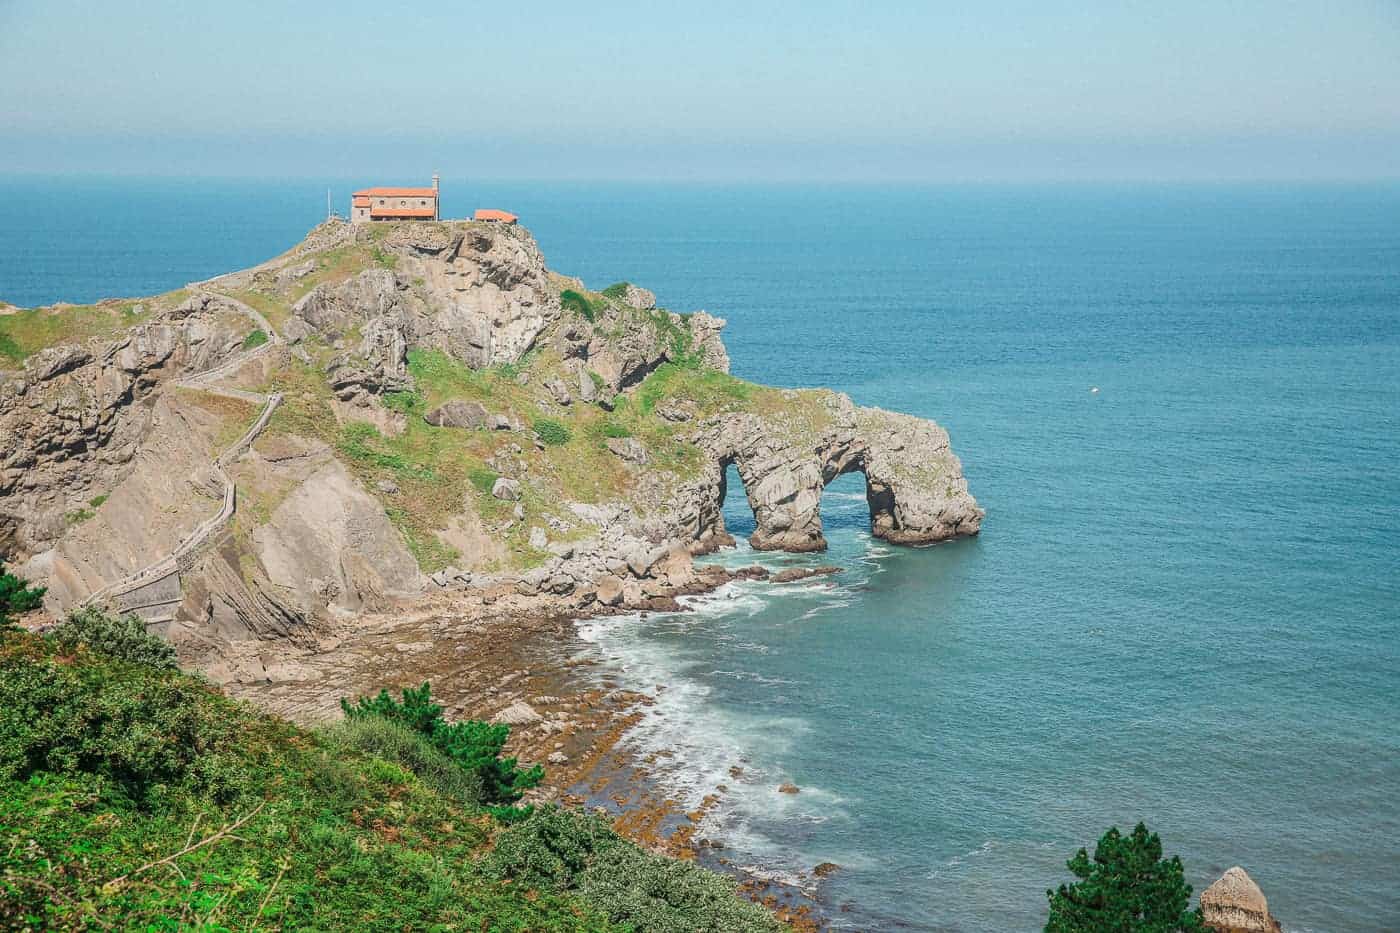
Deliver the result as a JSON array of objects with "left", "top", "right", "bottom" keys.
[
  {"left": 0, "top": 294, "right": 253, "bottom": 560},
  {"left": 0, "top": 218, "right": 982, "bottom": 659}
]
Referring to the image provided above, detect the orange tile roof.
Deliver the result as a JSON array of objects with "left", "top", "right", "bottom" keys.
[
  {"left": 352, "top": 196, "right": 371, "bottom": 207},
  {"left": 354, "top": 186, "right": 438, "bottom": 198},
  {"left": 474, "top": 209, "right": 518, "bottom": 223},
  {"left": 370, "top": 206, "right": 436, "bottom": 218}
]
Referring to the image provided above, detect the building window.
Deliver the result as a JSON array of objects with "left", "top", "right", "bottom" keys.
[{"left": 378, "top": 199, "right": 386, "bottom": 205}]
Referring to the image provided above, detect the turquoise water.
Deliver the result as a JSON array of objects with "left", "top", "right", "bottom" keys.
[{"left": 4, "top": 179, "right": 1398, "bottom": 930}]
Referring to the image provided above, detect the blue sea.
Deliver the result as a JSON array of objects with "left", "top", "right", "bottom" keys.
[{"left": 3, "top": 178, "right": 1398, "bottom": 931}]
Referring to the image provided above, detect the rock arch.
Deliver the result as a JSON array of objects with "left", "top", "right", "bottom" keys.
[{"left": 692, "top": 396, "right": 983, "bottom": 553}]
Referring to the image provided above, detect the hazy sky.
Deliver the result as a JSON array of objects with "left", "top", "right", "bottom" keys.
[{"left": 2, "top": 0, "right": 1398, "bottom": 181}]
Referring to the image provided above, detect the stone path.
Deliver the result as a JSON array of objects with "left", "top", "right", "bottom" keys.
[{"left": 83, "top": 291, "right": 283, "bottom": 621}]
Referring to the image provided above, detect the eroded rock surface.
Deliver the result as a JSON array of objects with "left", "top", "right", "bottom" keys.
[
  {"left": 1, "top": 295, "right": 251, "bottom": 560},
  {"left": 1200, "top": 867, "right": 1283, "bottom": 933},
  {"left": 690, "top": 393, "right": 983, "bottom": 552}
]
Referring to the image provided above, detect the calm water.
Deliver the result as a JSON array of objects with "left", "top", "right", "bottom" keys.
[{"left": 3, "top": 178, "right": 1398, "bottom": 931}]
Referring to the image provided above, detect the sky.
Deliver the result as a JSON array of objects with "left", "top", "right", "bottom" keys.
[{"left": 1, "top": 0, "right": 1398, "bottom": 182}]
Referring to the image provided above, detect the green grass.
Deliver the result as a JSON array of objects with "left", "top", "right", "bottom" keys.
[
  {"left": 469, "top": 466, "right": 500, "bottom": 494},
  {"left": 0, "top": 300, "right": 152, "bottom": 363},
  {"left": 0, "top": 631, "right": 781, "bottom": 932},
  {"left": 0, "top": 627, "right": 672, "bottom": 924},
  {"left": 636, "top": 361, "right": 754, "bottom": 415},
  {"left": 241, "top": 328, "right": 269, "bottom": 350},
  {"left": 0, "top": 333, "right": 21, "bottom": 365},
  {"left": 600, "top": 282, "right": 630, "bottom": 300},
  {"left": 560, "top": 289, "right": 597, "bottom": 322},
  {"left": 533, "top": 417, "right": 572, "bottom": 446}
]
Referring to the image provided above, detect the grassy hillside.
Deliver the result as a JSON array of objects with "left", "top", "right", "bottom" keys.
[
  {"left": 0, "top": 623, "right": 783, "bottom": 931},
  {"left": 0, "top": 290, "right": 198, "bottom": 366}
]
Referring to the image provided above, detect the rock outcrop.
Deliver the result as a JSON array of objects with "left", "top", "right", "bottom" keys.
[
  {"left": 1200, "top": 867, "right": 1283, "bottom": 933},
  {"left": 2, "top": 217, "right": 983, "bottom": 662},
  {"left": 0, "top": 295, "right": 251, "bottom": 560},
  {"left": 687, "top": 393, "right": 983, "bottom": 552}
]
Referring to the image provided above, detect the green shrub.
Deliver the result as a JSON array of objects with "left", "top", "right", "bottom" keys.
[
  {"left": 486, "top": 807, "right": 783, "bottom": 932},
  {"left": 0, "top": 563, "right": 44, "bottom": 628},
  {"left": 0, "top": 645, "right": 248, "bottom": 805},
  {"left": 46, "top": 607, "right": 177, "bottom": 670},
  {"left": 533, "top": 417, "right": 571, "bottom": 446},
  {"left": 341, "top": 683, "right": 543, "bottom": 806},
  {"left": 322, "top": 715, "right": 483, "bottom": 805},
  {"left": 382, "top": 389, "right": 422, "bottom": 413},
  {"left": 469, "top": 466, "right": 500, "bottom": 494},
  {"left": 1046, "top": 822, "right": 1206, "bottom": 933},
  {"left": 560, "top": 289, "right": 596, "bottom": 322},
  {"left": 241, "top": 328, "right": 269, "bottom": 350},
  {"left": 600, "top": 282, "right": 629, "bottom": 300},
  {"left": 600, "top": 421, "right": 631, "bottom": 439}
]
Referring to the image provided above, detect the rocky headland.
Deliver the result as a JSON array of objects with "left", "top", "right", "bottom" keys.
[{"left": 1, "top": 217, "right": 982, "bottom": 677}]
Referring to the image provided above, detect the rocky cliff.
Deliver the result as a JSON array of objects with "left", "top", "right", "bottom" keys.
[{"left": 0, "top": 218, "right": 982, "bottom": 661}]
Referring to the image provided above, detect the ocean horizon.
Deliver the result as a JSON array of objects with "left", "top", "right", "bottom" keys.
[{"left": 3, "top": 176, "right": 1398, "bottom": 931}]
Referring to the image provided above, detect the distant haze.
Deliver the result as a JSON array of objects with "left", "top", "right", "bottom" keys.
[{"left": 2, "top": 0, "right": 1398, "bottom": 181}]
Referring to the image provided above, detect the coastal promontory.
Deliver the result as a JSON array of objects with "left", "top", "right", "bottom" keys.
[{"left": 0, "top": 218, "right": 982, "bottom": 667}]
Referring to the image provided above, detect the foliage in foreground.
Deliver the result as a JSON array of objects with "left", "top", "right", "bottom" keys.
[
  {"left": 1046, "top": 822, "right": 1206, "bottom": 933},
  {"left": 487, "top": 806, "right": 783, "bottom": 933},
  {"left": 0, "top": 563, "right": 44, "bottom": 627},
  {"left": 46, "top": 606, "right": 177, "bottom": 670},
  {"left": 342, "top": 681, "right": 543, "bottom": 808},
  {"left": 0, "top": 630, "right": 781, "bottom": 931}
]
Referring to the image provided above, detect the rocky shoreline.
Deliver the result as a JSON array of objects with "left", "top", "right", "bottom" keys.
[{"left": 195, "top": 558, "right": 837, "bottom": 929}]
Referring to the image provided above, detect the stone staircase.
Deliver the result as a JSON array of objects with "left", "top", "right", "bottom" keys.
[{"left": 83, "top": 291, "right": 282, "bottom": 624}]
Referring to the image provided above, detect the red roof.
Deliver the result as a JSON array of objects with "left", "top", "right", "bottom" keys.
[
  {"left": 352, "top": 196, "right": 371, "bottom": 208},
  {"left": 370, "top": 206, "right": 436, "bottom": 218},
  {"left": 354, "top": 186, "right": 438, "bottom": 198},
  {"left": 474, "top": 209, "right": 518, "bottom": 223}
]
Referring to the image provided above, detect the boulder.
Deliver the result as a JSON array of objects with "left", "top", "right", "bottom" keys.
[
  {"left": 577, "top": 367, "right": 599, "bottom": 403},
  {"left": 771, "top": 566, "right": 842, "bottom": 584},
  {"left": 657, "top": 399, "right": 697, "bottom": 422},
  {"left": 621, "top": 284, "right": 656, "bottom": 310},
  {"left": 777, "top": 782, "right": 800, "bottom": 795},
  {"left": 544, "top": 377, "right": 571, "bottom": 405},
  {"left": 493, "top": 701, "right": 542, "bottom": 726},
  {"left": 605, "top": 437, "right": 649, "bottom": 465},
  {"left": 491, "top": 477, "right": 521, "bottom": 501},
  {"left": 1200, "top": 867, "right": 1282, "bottom": 933},
  {"left": 424, "top": 400, "right": 488, "bottom": 429},
  {"left": 595, "top": 575, "right": 624, "bottom": 606}
]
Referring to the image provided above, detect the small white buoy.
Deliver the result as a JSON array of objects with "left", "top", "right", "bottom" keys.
[{"left": 1090, "top": 386, "right": 1100, "bottom": 394}]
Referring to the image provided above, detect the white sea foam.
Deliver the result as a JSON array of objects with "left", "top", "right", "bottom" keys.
[{"left": 572, "top": 522, "right": 893, "bottom": 885}]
